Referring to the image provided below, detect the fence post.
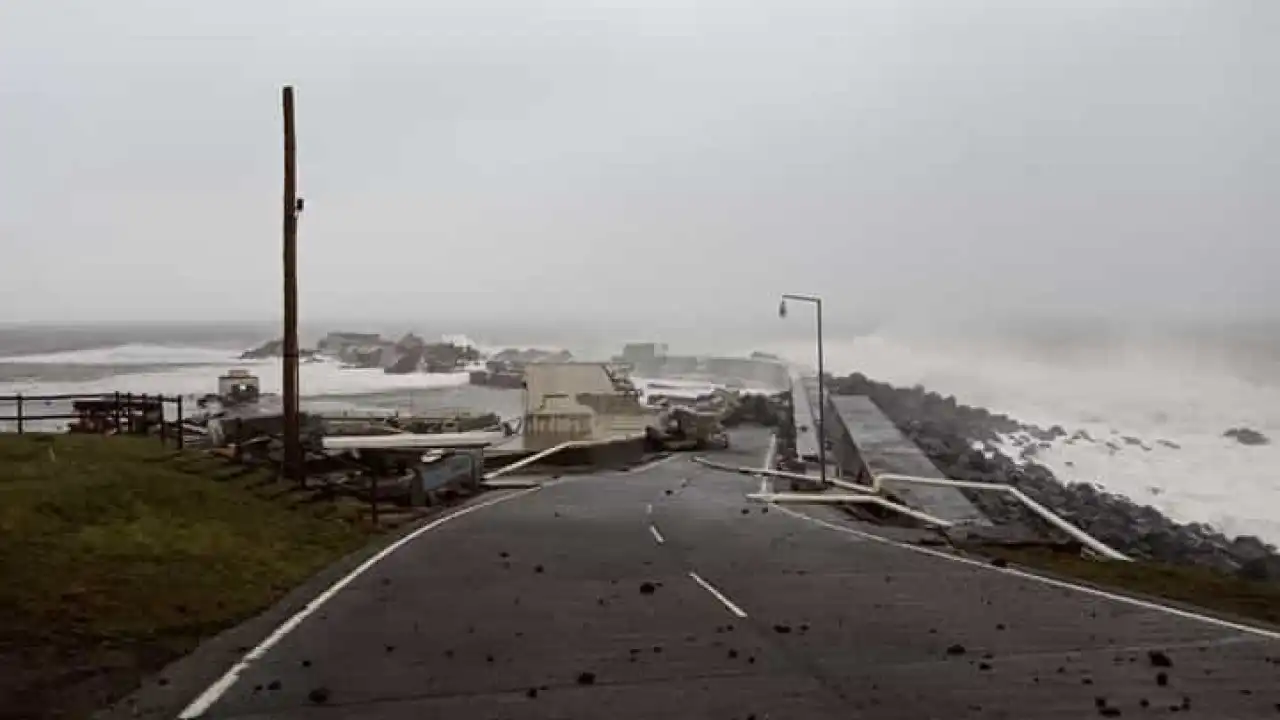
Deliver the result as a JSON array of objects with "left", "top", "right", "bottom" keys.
[
  {"left": 15, "top": 394, "right": 23, "bottom": 435},
  {"left": 176, "top": 396, "right": 185, "bottom": 449},
  {"left": 113, "top": 392, "right": 121, "bottom": 435},
  {"left": 158, "top": 394, "right": 168, "bottom": 445},
  {"left": 125, "top": 393, "right": 134, "bottom": 434}
]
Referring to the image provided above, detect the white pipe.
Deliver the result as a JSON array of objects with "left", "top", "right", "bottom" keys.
[
  {"left": 866, "top": 473, "right": 1129, "bottom": 561},
  {"left": 826, "top": 478, "right": 879, "bottom": 495},
  {"left": 692, "top": 456, "right": 818, "bottom": 484},
  {"left": 747, "top": 492, "right": 953, "bottom": 528},
  {"left": 482, "top": 433, "right": 645, "bottom": 482}
]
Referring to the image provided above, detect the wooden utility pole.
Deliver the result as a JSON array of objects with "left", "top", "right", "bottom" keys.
[{"left": 282, "top": 86, "right": 303, "bottom": 486}]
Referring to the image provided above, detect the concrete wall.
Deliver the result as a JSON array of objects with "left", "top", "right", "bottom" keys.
[{"left": 523, "top": 363, "right": 657, "bottom": 446}]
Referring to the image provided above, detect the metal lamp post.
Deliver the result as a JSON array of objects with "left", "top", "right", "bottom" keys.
[{"left": 779, "top": 293, "right": 827, "bottom": 486}]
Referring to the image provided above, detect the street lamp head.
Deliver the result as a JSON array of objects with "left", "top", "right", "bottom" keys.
[{"left": 778, "top": 299, "right": 787, "bottom": 319}]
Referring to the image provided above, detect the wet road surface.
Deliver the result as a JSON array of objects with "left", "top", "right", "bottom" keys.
[{"left": 190, "top": 429, "right": 1280, "bottom": 719}]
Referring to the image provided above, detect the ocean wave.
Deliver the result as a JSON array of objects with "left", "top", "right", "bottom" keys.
[
  {"left": 0, "top": 343, "right": 241, "bottom": 366},
  {"left": 760, "top": 332, "right": 1280, "bottom": 544},
  {"left": 0, "top": 350, "right": 471, "bottom": 399}
]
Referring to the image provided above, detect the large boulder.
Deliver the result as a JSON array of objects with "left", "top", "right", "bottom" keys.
[
  {"left": 1224, "top": 427, "right": 1270, "bottom": 446},
  {"left": 240, "top": 339, "right": 283, "bottom": 359}
]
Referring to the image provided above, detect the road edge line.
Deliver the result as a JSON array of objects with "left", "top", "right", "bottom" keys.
[{"left": 177, "top": 486, "right": 544, "bottom": 718}]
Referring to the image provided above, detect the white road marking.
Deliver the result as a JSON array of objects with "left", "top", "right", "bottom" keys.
[
  {"left": 646, "top": 503, "right": 653, "bottom": 515},
  {"left": 773, "top": 505, "right": 1280, "bottom": 642},
  {"left": 177, "top": 486, "right": 548, "bottom": 718},
  {"left": 649, "top": 524, "right": 666, "bottom": 545},
  {"left": 689, "top": 571, "right": 749, "bottom": 618}
]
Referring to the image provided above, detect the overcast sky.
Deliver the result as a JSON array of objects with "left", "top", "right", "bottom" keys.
[{"left": 1, "top": 0, "right": 1275, "bottom": 332}]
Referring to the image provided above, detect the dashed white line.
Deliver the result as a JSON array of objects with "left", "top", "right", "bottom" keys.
[
  {"left": 177, "top": 486, "right": 547, "bottom": 718},
  {"left": 649, "top": 525, "right": 666, "bottom": 545},
  {"left": 688, "top": 571, "right": 749, "bottom": 618},
  {"left": 646, "top": 503, "right": 653, "bottom": 515}
]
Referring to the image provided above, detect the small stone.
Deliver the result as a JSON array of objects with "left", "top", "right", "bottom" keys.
[
  {"left": 1148, "top": 650, "right": 1173, "bottom": 668},
  {"left": 996, "top": 624, "right": 1006, "bottom": 631},
  {"left": 301, "top": 659, "right": 312, "bottom": 668},
  {"left": 534, "top": 564, "right": 544, "bottom": 573},
  {"left": 946, "top": 644, "right": 967, "bottom": 656},
  {"left": 741, "top": 508, "right": 750, "bottom": 515},
  {"left": 773, "top": 624, "right": 792, "bottom": 634},
  {"left": 1098, "top": 707, "right": 1121, "bottom": 717},
  {"left": 307, "top": 687, "right": 330, "bottom": 704},
  {"left": 640, "top": 582, "right": 657, "bottom": 595},
  {"left": 526, "top": 688, "right": 538, "bottom": 699},
  {"left": 1156, "top": 671, "right": 1169, "bottom": 686},
  {"left": 991, "top": 557, "right": 1008, "bottom": 568},
  {"left": 500, "top": 551, "right": 510, "bottom": 558},
  {"left": 385, "top": 644, "right": 396, "bottom": 653},
  {"left": 978, "top": 662, "right": 992, "bottom": 671},
  {"left": 1083, "top": 677, "right": 1094, "bottom": 685},
  {"left": 486, "top": 654, "right": 494, "bottom": 663},
  {"left": 665, "top": 489, "right": 673, "bottom": 495},
  {"left": 577, "top": 671, "right": 596, "bottom": 685},
  {"left": 267, "top": 680, "right": 282, "bottom": 691},
  {"left": 728, "top": 649, "right": 739, "bottom": 658}
]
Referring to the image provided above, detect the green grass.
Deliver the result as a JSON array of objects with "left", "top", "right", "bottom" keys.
[
  {"left": 0, "top": 434, "right": 379, "bottom": 719},
  {"left": 984, "top": 546, "right": 1280, "bottom": 628}
]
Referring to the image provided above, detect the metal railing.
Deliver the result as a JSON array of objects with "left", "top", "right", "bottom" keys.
[
  {"left": 692, "top": 446, "right": 1129, "bottom": 562},
  {"left": 480, "top": 433, "right": 648, "bottom": 488}
]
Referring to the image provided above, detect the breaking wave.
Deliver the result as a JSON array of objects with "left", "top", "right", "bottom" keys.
[
  {"left": 0, "top": 344, "right": 470, "bottom": 399},
  {"left": 761, "top": 330, "right": 1280, "bottom": 545}
]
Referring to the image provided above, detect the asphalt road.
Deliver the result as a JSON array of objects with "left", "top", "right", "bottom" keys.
[{"left": 190, "top": 428, "right": 1280, "bottom": 719}]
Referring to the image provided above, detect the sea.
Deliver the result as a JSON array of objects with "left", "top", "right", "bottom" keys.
[{"left": 2, "top": 319, "right": 1277, "bottom": 545}]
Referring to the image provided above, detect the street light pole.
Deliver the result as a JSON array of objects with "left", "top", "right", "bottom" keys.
[{"left": 779, "top": 293, "right": 827, "bottom": 486}]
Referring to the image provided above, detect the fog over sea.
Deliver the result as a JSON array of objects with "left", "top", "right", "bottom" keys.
[{"left": 2, "top": 318, "right": 1278, "bottom": 545}]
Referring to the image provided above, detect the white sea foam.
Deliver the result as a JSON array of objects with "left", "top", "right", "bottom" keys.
[
  {"left": 0, "top": 347, "right": 469, "bottom": 399},
  {"left": 761, "top": 332, "right": 1280, "bottom": 545}
]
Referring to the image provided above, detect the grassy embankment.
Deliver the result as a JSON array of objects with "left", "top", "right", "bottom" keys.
[
  {"left": 0, "top": 434, "right": 383, "bottom": 720},
  {"left": 982, "top": 546, "right": 1280, "bottom": 629}
]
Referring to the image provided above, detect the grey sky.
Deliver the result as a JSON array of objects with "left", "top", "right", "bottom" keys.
[{"left": 1, "top": 0, "right": 1275, "bottom": 330}]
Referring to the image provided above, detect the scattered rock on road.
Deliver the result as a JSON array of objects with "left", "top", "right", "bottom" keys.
[{"left": 307, "top": 687, "right": 331, "bottom": 705}]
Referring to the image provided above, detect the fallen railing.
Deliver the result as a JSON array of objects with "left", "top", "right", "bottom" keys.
[
  {"left": 481, "top": 433, "right": 648, "bottom": 488},
  {"left": 692, "top": 454, "right": 1130, "bottom": 562}
]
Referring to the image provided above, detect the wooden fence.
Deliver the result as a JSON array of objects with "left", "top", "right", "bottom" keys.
[{"left": 0, "top": 392, "right": 185, "bottom": 448}]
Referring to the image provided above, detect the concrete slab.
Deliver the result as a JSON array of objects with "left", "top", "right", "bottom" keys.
[{"left": 832, "top": 395, "right": 992, "bottom": 526}]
